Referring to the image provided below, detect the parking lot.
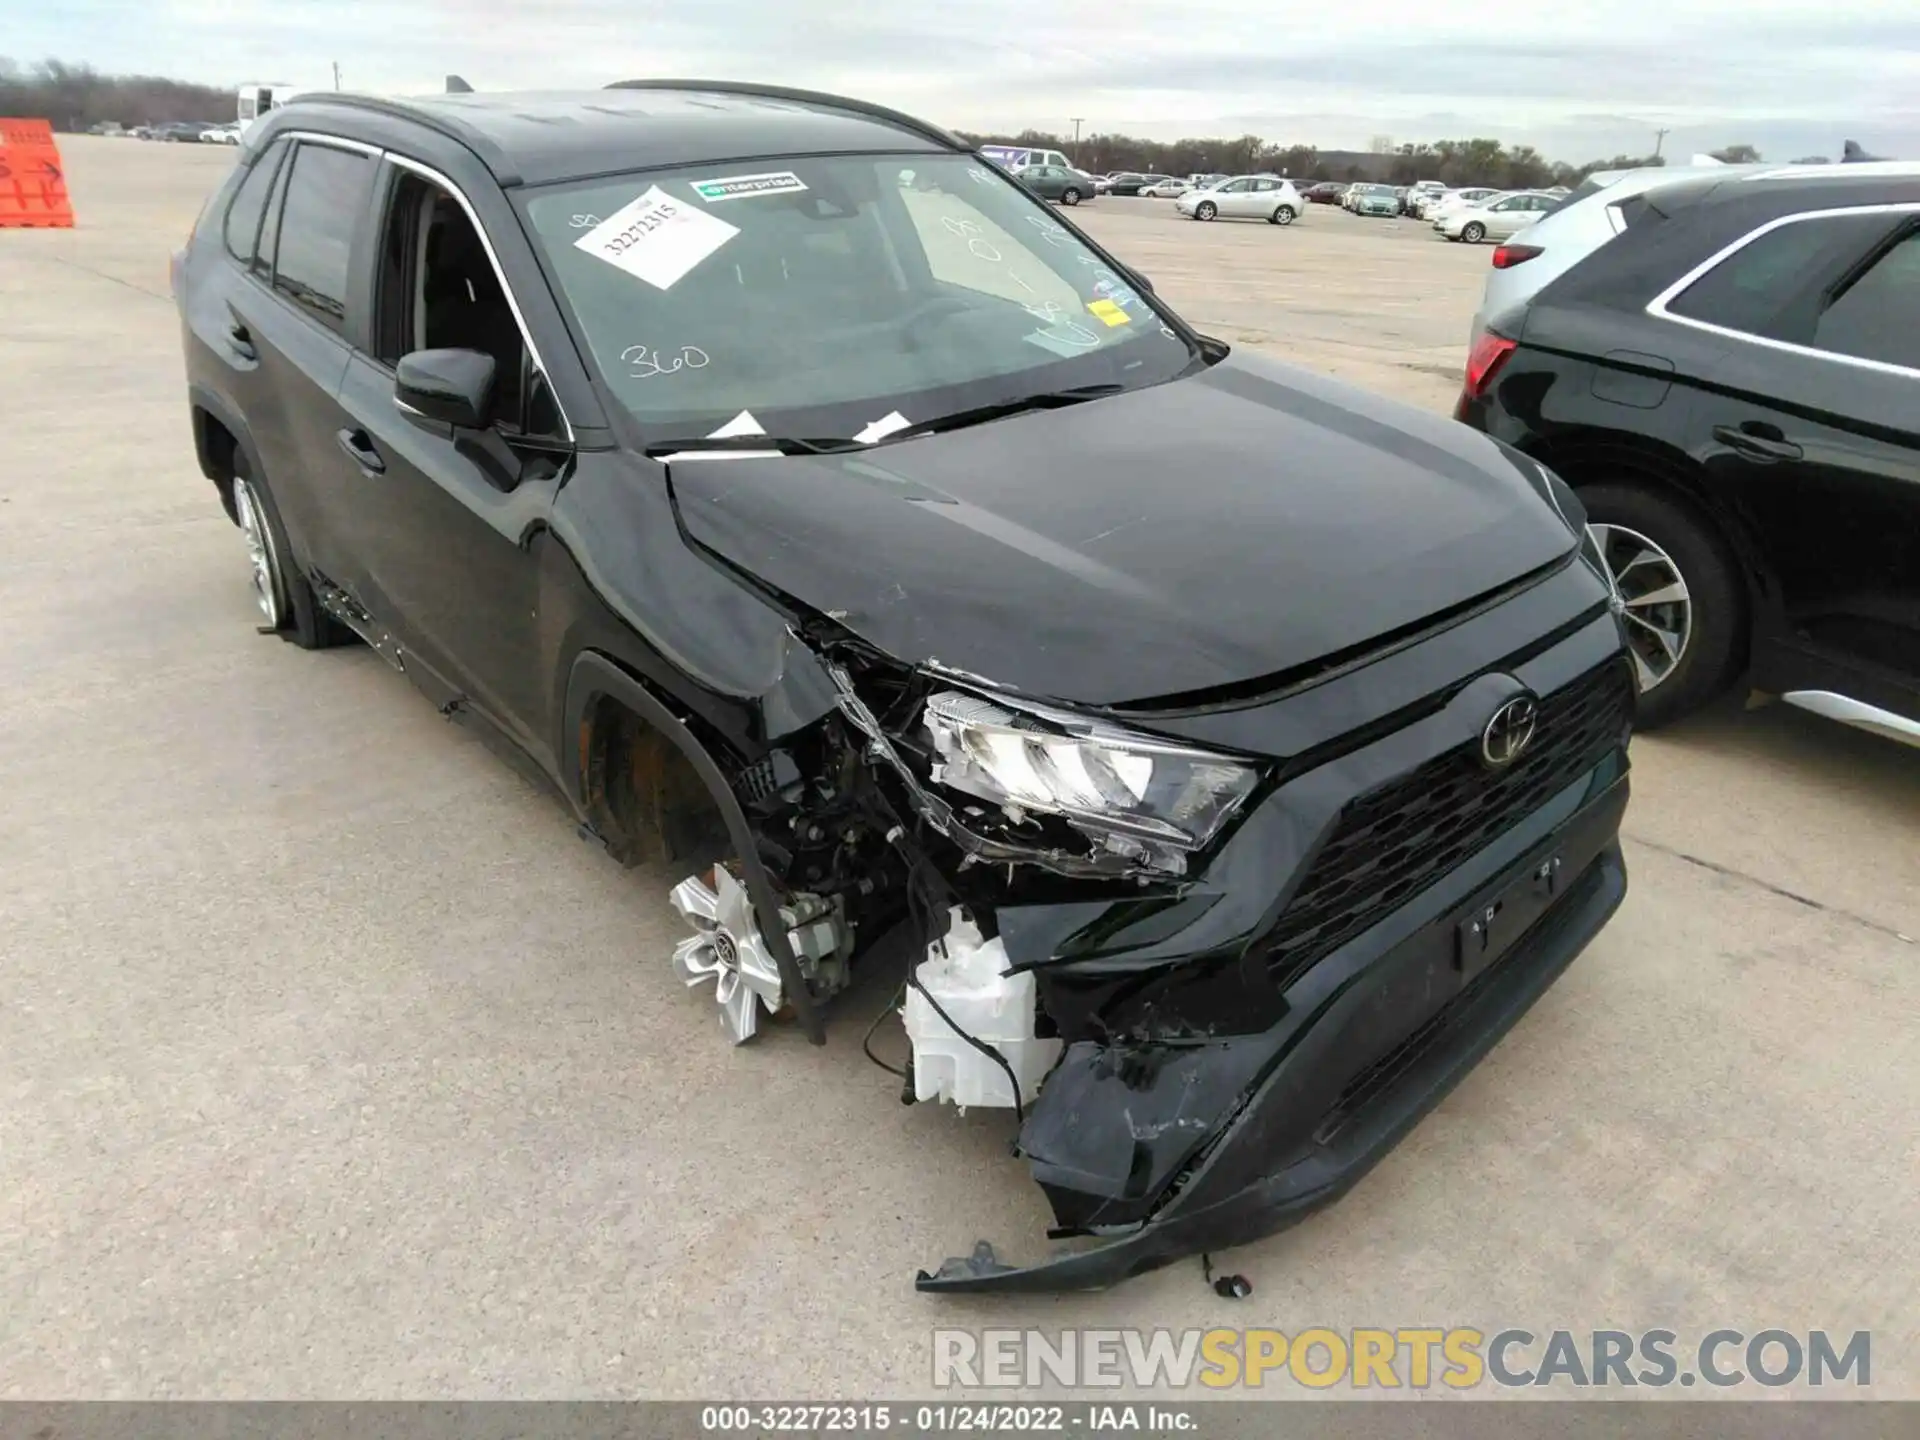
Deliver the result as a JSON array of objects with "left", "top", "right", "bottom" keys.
[{"left": 2, "top": 137, "right": 1916, "bottom": 1399}]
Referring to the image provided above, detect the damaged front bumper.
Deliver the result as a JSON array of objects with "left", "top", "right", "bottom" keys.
[
  {"left": 919, "top": 778, "right": 1626, "bottom": 1291},
  {"left": 913, "top": 626, "right": 1635, "bottom": 1292}
]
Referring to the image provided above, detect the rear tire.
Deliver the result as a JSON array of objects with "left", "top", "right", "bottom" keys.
[
  {"left": 1461, "top": 221, "right": 1487, "bottom": 242},
  {"left": 1060, "top": 188, "right": 1081, "bottom": 206},
  {"left": 229, "top": 449, "right": 352, "bottom": 650},
  {"left": 1577, "top": 480, "right": 1748, "bottom": 729},
  {"left": 1270, "top": 204, "right": 1296, "bottom": 225}
]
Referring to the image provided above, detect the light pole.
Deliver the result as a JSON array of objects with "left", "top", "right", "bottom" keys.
[
  {"left": 1070, "top": 117, "right": 1084, "bottom": 164},
  {"left": 1653, "top": 127, "right": 1669, "bottom": 159}
]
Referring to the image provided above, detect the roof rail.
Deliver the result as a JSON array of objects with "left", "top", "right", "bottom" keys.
[
  {"left": 603, "top": 78, "right": 969, "bottom": 153},
  {"left": 279, "top": 90, "right": 522, "bottom": 184}
]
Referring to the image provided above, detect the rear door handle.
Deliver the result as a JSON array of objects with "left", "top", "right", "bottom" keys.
[
  {"left": 1712, "top": 423, "right": 1802, "bottom": 462},
  {"left": 336, "top": 427, "right": 386, "bottom": 475},
  {"left": 225, "top": 320, "right": 256, "bottom": 361}
]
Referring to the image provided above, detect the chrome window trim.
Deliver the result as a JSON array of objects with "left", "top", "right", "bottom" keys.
[
  {"left": 1644, "top": 201, "right": 1920, "bottom": 383},
  {"left": 384, "top": 151, "right": 576, "bottom": 443},
  {"left": 278, "top": 130, "right": 384, "bottom": 157}
]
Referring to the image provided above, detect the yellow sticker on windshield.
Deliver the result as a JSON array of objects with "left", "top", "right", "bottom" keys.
[{"left": 1087, "top": 299, "right": 1131, "bottom": 327}]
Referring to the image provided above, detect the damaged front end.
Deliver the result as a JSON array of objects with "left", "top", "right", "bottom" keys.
[{"left": 660, "top": 613, "right": 1631, "bottom": 1293}]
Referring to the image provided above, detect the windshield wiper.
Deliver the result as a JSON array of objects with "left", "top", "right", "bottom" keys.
[
  {"left": 645, "top": 384, "right": 1125, "bottom": 459},
  {"left": 887, "top": 384, "right": 1125, "bottom": 441},
  {"left": 643, "top": 435, "right": 859, "bottom": 459}
]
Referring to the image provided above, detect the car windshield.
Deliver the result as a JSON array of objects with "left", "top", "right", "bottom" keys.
[{"left": 520, "top": 152, "right": 1195, "bottom": 442}]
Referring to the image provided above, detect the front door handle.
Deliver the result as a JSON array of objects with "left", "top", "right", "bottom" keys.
[
  {"left": 1712, "top": 423, "right": 1803, "bottom": 463},
  {"left": 225, "top": 320, "right": 256, "bottom": 361},
  {"left": 336, "top": 427, "right": 386, "bottom": 475}
]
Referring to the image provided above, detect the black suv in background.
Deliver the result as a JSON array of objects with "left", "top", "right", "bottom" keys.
[
  {"left": 174, "top": 81, "right": 1633, "bottom": 1291},
  {"left": 1458, "top": 169, "right": 1919, "bottom": 744}
]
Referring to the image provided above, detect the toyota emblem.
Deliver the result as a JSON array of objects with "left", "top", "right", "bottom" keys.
[{"left": 1480, "top": 696, "right": 1538, "bottom": 769}]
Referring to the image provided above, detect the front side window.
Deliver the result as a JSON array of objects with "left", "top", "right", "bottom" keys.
[
  {"left": 1813, "top": 228, "right": 1920, "bottom": 370},
  {"left": 520, "top": 152, "right": 1197, "bottom": 444},
  {"left": 271, "top": 143, "right": 373, "bottom": 332}
]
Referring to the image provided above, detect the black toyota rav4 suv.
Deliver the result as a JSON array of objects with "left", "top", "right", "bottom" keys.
[{"left": 175, "top": 81, "right": 1633, "bottom": 1291}]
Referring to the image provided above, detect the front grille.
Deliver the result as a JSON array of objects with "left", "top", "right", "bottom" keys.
[{"left": 1264, "top": 659, "right": 1632, "bottom": 989}]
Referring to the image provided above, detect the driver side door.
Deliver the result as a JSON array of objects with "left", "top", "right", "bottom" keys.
[
  {"left": 1489, "top": 196, "right": 1541, "bottom": 238},
  {"left": 333, "top": 156, "right": 572, "bottom": 755},
  {"left": 1213, "top": 179, "right": 1254, "bottom": 218}
]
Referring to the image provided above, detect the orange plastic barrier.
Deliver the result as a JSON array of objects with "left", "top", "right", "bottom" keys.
[{"left": 0, "top": 118, "right": 74, "bottom": 228}]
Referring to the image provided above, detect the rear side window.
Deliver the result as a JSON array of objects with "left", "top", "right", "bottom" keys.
[
  {"left": 1664, "top": 213, "right": 1887, "bottom": 339},
  {"left": 223, "top": 139, "right": 288, "bottom": 264},
  {"left": 1813, "top": 229, "right": 1920, "bottom": 370},
  {"left": 271, "top": 143, "right": 373, "bottom": 332}
]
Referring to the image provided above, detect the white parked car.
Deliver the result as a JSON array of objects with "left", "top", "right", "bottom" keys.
[
  {"left": 1436, "top": 190, "right": 1557, "bottom": 242},
  {"left": 1140, "top": 176, "right": 1191, "bottom": 198},
  {"left": 1405, "top": 180, "right": 1447, "bottom": 215},
  {"left": 1176, "top": 174, "right": 1305, "bottom": 225},
  {"left": 200, "top": 123, "right": 242, "bottom": 145},
  {"left": 1426, "top": 187, "right": 1500, "bottom": 224}
]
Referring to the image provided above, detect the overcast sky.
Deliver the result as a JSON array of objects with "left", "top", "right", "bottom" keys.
[{"left": 15, "top": 0, "right": 1920, "bottom": 162}]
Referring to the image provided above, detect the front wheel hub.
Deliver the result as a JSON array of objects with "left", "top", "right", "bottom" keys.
[{"left": 669, "top": 866, "right": 787, "bottom": 1044}]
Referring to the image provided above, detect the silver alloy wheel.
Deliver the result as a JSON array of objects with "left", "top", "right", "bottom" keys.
[
  {"left": 1462, "top": 221, "right": 1486, "bottom": 242},
  {"left": 1060, "top": 188, "right": 1080, "bottom": 205},
  {"left": 669, "top": 866, "right": 786, "bottom": 1044},
  {"left": 1591, "top": 522, "right": 1693, "bottom": 693},
  {"left": 1272, "top": 204, "right": 1295, "bottom": 225},
  {"left": 231, "top": 476, "right": 286, "bottom": 629},
  {"left": 1196, "top": 201, "right": 1217, "bottom": 220}
]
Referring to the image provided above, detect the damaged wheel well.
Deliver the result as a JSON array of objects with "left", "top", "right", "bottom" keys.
[
  {"left": 195, "top": 407, "right": 242, "bottom": 524},
  {"left": 579, "top": 690, "right": 731, "bottom": 869},
  {"left": 561, "top": 650, "right": 827, "bottom": 1042}
]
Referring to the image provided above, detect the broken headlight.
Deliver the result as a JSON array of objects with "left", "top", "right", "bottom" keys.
[{"left": 921, "top": 690, "right": 1259, "bottom": 868}]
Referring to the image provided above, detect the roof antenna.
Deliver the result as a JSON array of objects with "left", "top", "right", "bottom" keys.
[{"left": 446, "top": 75, "right": 474, "bottom": 94}]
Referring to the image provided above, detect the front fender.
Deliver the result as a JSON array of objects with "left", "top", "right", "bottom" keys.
[{"left": 560, "top": 650, "right": 826, "bottom": 1044}]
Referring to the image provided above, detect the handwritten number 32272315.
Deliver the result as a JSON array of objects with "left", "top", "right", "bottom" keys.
[{"left": 602, "top": 200, "right": 682, "bottom": 256}]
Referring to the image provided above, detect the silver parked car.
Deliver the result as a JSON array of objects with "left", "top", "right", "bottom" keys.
[
  {"left": 1436, "top": 190, "right": 1557, "bottom": 242},
  {"left": 1140, "top": 175, "right": 1192, "bottom": 198},
  {"left": 1175, "top": 174, "right": 1305, "bottom": 224}
]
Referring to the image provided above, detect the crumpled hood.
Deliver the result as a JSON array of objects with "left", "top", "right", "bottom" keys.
[{"left": 667, "top": 351, "right": 1575, "bottom": 707}]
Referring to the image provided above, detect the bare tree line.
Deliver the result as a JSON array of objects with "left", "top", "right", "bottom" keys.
[{"left": 0, "top": 58, "right": 233, "bottom": 130}]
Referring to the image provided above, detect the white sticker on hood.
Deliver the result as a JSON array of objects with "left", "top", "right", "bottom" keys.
[
  {"left": 853, "top": 411, "right": 912, "bottom": 445},
  {"left": 708, "top": 410, "right": 767, "bottom": 438},
  {"left": 573, "top": 186, "right": 739, "bottom": 290}
]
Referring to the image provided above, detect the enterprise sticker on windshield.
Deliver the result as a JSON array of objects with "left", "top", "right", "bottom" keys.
[
  {"left": 1087, "top": 299, "right": 1132, "bottom": 327},
  {"left": 573, "top": 186, "right": 739, "bottom": 290},
  {"left": 690, "top": 171, "right": 809, "bottom": 202}
]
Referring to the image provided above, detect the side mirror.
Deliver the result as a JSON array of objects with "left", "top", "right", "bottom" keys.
[{"left": 395, "top": 348, "right": 495, "bottom": 430}]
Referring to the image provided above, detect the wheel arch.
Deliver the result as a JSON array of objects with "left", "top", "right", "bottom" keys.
[
  {"left": 187, "top": 381, "right": 261, "bottom": 524},
  {"left": 560, "top": 649, "right": 826, "bottom": 1043},
  {"left": 1520, "top": 428, "right": 1782, "bottom": 620}
]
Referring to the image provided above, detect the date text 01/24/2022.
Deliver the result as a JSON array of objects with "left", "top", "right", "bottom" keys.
[{"left": 698, "top": 1404, "right": 1202, "bottom": 1432}]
